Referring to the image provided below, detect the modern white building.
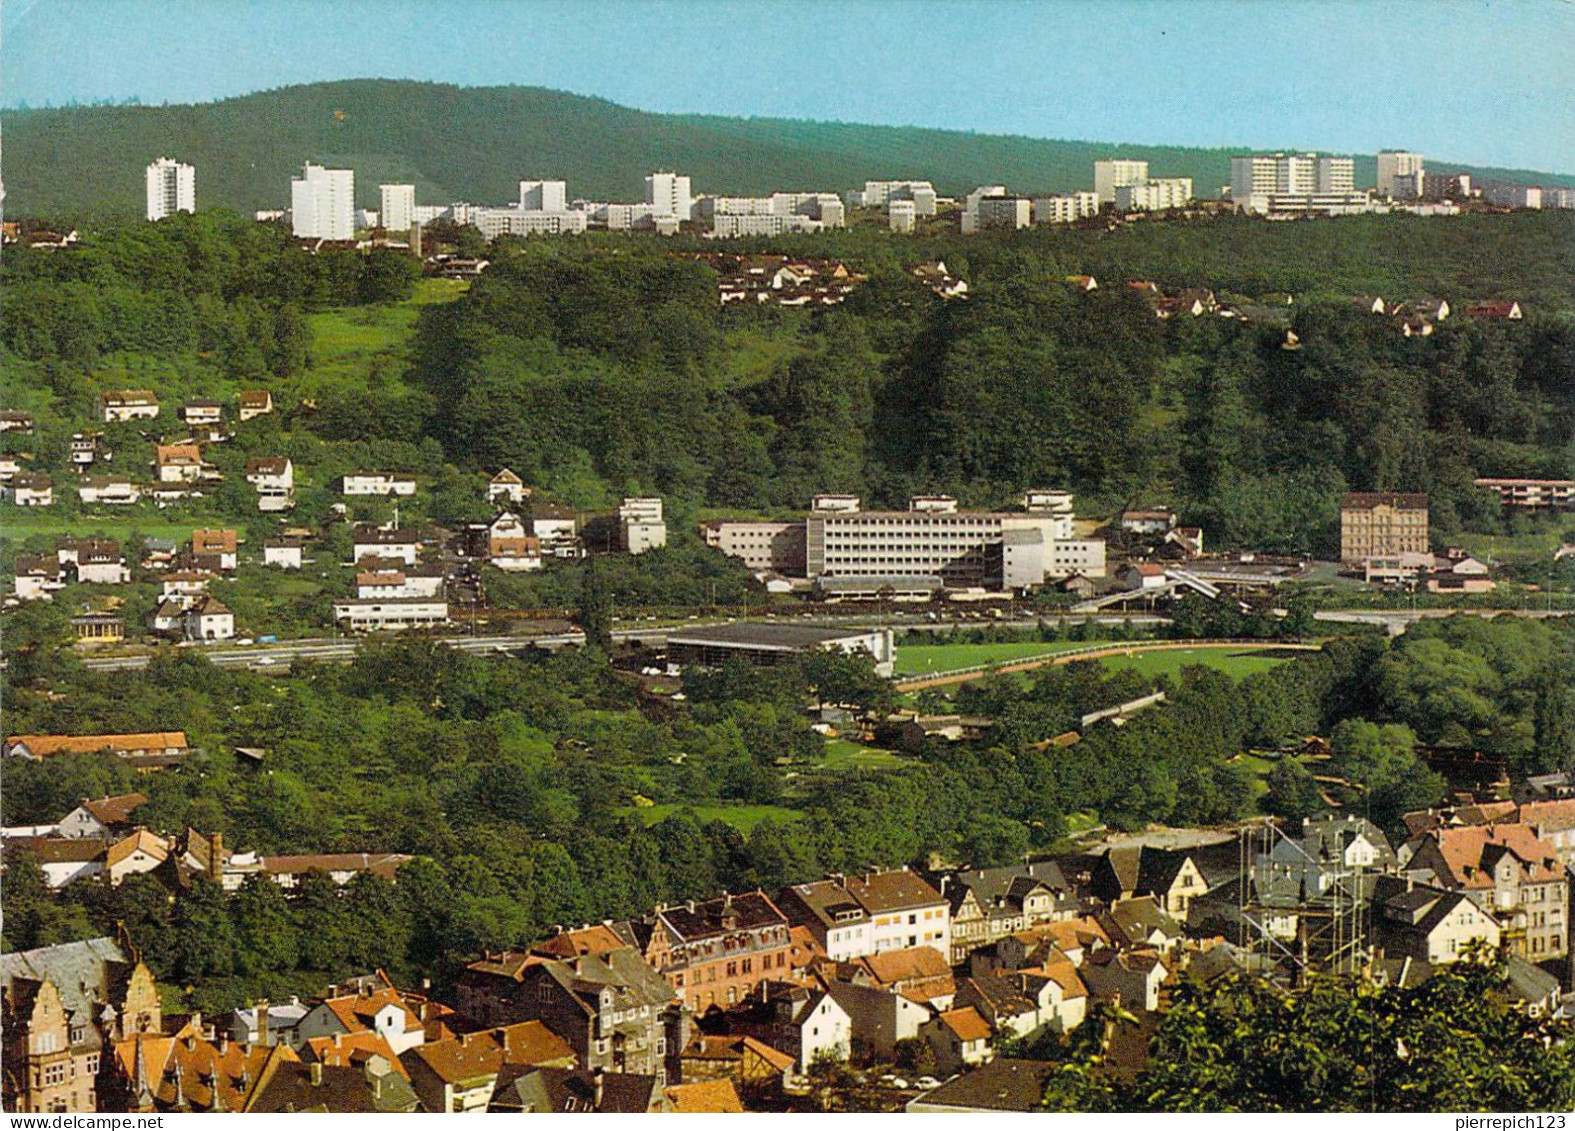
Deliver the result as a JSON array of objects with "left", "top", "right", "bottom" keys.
[
  {"left": 1231, "top": 153, "right": 1357, "bottom": 213},
  {"left": 1482, "top": 183, "right": 1543, "bottom": 209},
  {"left": 889, "top": 200, "right": 917, "bottom": 233},
  {"left": 379, "top": 184, "right": 415, "bottom": 232},
  {"left": 862, "top": 180, "right": 938, "bottom": 216},
  {"left": 145, "top": 158, "right": 195, "bottom": 222},
  {"left": 519, "top": 179, "right": 569, "bottom": 211},
  {"left": 1093, "top": 159, "right": 1149, "bottom": 205},
  {"left": 471, "top": 207, "right": 589, "bottom": 239},
  {"left": 1114, "top": 178, "right": 1193, "bottom": 212},
  {"left": 1375, "top": 151, "right": 1425, "bottom": 198},
  {"left": 617, "top": 497, "right": 668, "bottom": 555},
  {"left": 291, "top": 163, "right": 356, "bottom": 240},
  {"left": 645, "top": 171, "right": 694, "bottom": 222},
  {"left": 974, "top": 196, "right": 1033, "bottom": 230},
  {"left": 1033, "top": 192, "right": 1100, "bottom": 224}
]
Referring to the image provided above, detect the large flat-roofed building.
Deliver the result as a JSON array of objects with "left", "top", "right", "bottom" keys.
[
  {"left": 380, "top": 183, "right": 415, "bottom": 232},
  {"left": 861, "top": 180, "right": 938, "bottom": 216},
  {"left": 1340, "top": 492, "right": 1429, "bottom": 564},
  {"left": 1093, "top": 159, "right": 1149, "bottom": 205},
  {"left": 1475, "top": 477, "right": 1575, "bottom": 510},
  {"left": 645, "top": 170, "right": 694, "bottom": 222},
  {"left": 1115, "top": 178, "right": 1193, "bottom": 212},
  {"left": 701, "top": 521, "right": 807, "bottom": 573},
  {"left": 665, "top": 623, "right": 895, "bottom": 677},
  {"left": 807, "top": 505, "right": 1103, "bottom": 590},
  {"left": 1376, "top": 151, "right": 1425, "bottom": 198},
  {"left": 1231, "top": 153, "right": 1358, "bottom": 214}
]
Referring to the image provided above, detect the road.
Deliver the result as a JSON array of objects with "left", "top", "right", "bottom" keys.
[
  {"left": 74, "top": 613, "right": 1175, "bottom": 672},
  {"left": 69, "top": 606, "right": 1568, "bottom": 672}
]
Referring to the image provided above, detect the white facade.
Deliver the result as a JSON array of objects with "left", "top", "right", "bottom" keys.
[
  {"left": 975, "top": 197, "right": 1032, "bottom": 230},
  {"left": 341, "top": 473, "right": 416, "bottom": 497},
  {"left": 645, "top": 171, "right": 694, "bottom": 222},
  {"left": 1115, "top": 178, "right": 1193, "bottom": 212},
  {"left": 1376, "top": 151, "right": 1425, "bottom": 198},
  {"left": 291, "top": 163, "right": 356, "bottom": 240},
  {"left": 862, "top": 180, "right": 938, "bottom": 216},
  {"left": 618, "top": 497, "right": 667, "bottom": 555},
  {"left": 472, "top": 207, "right": 588, "bottom": 239},
  {"left": 264, "top": 542, "right": 304, "bottom": 569},
  {"left": 1093, "top": 159, "right": 1149, "bottom": 205},
  {"left": 888, "top": 200, "right": 917, "bottom": 233},
  {"left": 379, "top": 184, "right": 415, "bottom": 232},
  {"left": 145, "top": 158, "right": 195, "bottom": 222},
  {"left": 519, "top": 179, "right": 569, "bottom": 211},
  {"left": 333, "top": 598, "right": 449, "bottom": 632},
  {"left": 1033, "top": 192, "right": 1100, "bottom": 224},
  {"left": 1483, "top": 183, "right": 1543, "bottom": 209},
  {"left": 1232, "top": 153, "right": 1356, "bottom": 211}
]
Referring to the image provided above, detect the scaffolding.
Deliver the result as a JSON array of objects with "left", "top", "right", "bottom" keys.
[{"left": 1236, "top": 817, "right": 1371, "bottom": 981}]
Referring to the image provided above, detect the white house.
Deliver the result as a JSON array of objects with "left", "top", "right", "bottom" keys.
[
  {"left": 74, "top": 544, "right": 131, "bottom": 585},
  {"left": 353, "top": 527, "right": 420, "bottom": 566},
  {"left": 12, "top": 556, "right": 66, "bottom": 601},
  {"left": 101, "top": 390, "right": 160, "bottom": 423},
  {"left": 618, "top": 497, "right": 668, "bottom": 555},
  {"left": 341, "top": 472, "right": 417, "bottom": 497},
  {"left": 183, "top": 596, "right": 235, "bottom": 641},
  {"left": 78, "top": 477, "right": 141, "bottom": 506},
  {"left": 11, "top": 475, "right": 54, "bottom": 506},
  {"left": 488, "top": 469, "right": 530, "bottom": 505},
  {"left": 238, "top": 390, "right": 274, "bottom": 421},
  {"left": 155, "top": 444, "right": 205, "bottom": 484},
  {"left": 264, "top": 539, "right": 304, "bottom": 569}
]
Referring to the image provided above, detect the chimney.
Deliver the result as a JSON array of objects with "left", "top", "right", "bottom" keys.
[
  {"left": 592, "top": 1066, "right": 605, "bottom": 1110},
  {"left": 309, "top": 1061, "right": 324, "bottom": 1087},
  {"left": 333, "top": 1031, "right": 343, "bottom": 1049},
  {"left": 256, "top": 999, "right": 270, "bottom": 1046},
  {"left": 209, "top": 832, "right": 224, "bottom": 881},
  {"left": 217, "top": 1031, "right": 229, "bottom": 1054}
]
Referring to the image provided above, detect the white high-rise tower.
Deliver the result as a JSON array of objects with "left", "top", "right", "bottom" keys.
[
  {"left": 380, "top": 184, "right": 415, "bottom": 232},
  {"left": 291, "top": 163, "right": 356, "bottom": 240},
  {"left": 145, "top": 158, "right": 195, "bottom": 221},
  {"left": 645, "top": 171, "right": 694, "bottom": 222}
]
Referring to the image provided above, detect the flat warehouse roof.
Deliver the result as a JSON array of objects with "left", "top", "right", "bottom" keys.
[{"left": 666, "top": 623, "right": 879, "bottom": 650}]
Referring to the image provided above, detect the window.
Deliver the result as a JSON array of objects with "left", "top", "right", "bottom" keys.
[
  {"left": 726, "top": 962, "right": 737, "bottom": 978},
  {"left": 742, "top": 958, "right": 752, "bottom": 974}
]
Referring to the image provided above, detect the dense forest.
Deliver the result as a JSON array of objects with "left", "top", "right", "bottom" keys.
[
  {"left": 3, "top": 612, "right": 1572, "bottom": 1009},
  {"left": 3, "top": 210, "right": 1573, "bottom": 565},
  {"left": 8, "top": 79, "right": 1573, "bottom": 218}
]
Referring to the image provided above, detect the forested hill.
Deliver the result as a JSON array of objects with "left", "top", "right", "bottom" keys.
[{"left": 6, "top": 79, "right": 1572, "bottom": 219}]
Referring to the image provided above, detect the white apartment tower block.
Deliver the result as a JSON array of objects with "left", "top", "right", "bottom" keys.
[
  {"left": 1231, "top": 152, "right": 1359, "bottom": 213},
  {"left": 146, "top": 158, "right": 195, "bottom": 221},
  {"left": 519, "top": 180, "right": 569, "bottom": 212},
  {"left": 379, "top": 184, "right": 416, "bottom": 232},
  {"left": 1093, "top": 159, "right": 1149, "bottom": 205},
  {"left": 645, "top": 171, "right": 694, "bottom": 222},
  {"left": 291, "top": 163, "right": 356, "bottom": 240},
  {"left": 1375, "top": 151, "right": 1425, "bottom": 198}
]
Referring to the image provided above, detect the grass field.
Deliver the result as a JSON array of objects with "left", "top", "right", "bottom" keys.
[
  {"left": 302, "top": 277, "right": 466, "bottom": 393},
  {"left": 625, "top": 803, "right": 804, "bottom": 832},
  {"left": 820, "top": 738, "right": 907, "bottom": 771},
  {"left": 894, "top": 640, "right": 1110, "bottom": 676},
  {"left": 1, "top": 514, "right": 202, "bottom": 544},
  {"left": 1097, "top": 647, "right": 1289, "bottom": 683}
]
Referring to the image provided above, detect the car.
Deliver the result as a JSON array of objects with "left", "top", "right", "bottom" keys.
[
  {"left": 253, "top": 657, "right": 276, "bottom": 666},
  {"left": 236, "top": 638, "right": 254, "bottom": 646}
]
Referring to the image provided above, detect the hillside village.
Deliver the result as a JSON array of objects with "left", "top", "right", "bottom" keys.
[{"left": 4, "top": 133, "right": 1575, "bottom": 1115}]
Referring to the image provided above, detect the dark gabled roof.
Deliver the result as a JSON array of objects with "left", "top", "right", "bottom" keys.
[
  {"left": 940, "top": 862, "right": 1073, "bottom": 914},
  {"left": 845, "top": 869, "right": 944, "bottom": 914},
  {"left": 655, "top": 891, "right": 786, "bottom": 942},
  {"left": 247, "top": 1060, "right": 418, "bottom": 1113},
  {"left": 909, "top": 1059, "right": 1058, "bottom": 1112},
  {"left": 1, "top": 937, "right": 134, "bottom": 1024},
  {"left": 493, "top": 1066, "right": 661, "bottom": 1113}
]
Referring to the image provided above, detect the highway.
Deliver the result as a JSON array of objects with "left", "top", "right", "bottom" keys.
[{"left": 68, "top": 606, "right": 1570, "bottom": 671}]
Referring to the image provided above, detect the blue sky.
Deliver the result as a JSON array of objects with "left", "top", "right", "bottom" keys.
[{"left": 4, "top": 0, "right": 1572, "bottom": 171}]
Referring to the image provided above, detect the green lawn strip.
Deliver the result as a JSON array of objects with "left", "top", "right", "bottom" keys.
[
  {"left": 1096, "top": 647, "right": 1288, "bottom": 683},
  {"left": 1, "top": 515, "right": 203, "bottom": 543},
  {"left": 820, "top": 738, "right": 906, "bottom": 770},
  {"left": 894, "top": 639, "right": 1112, "bottom": 676},
  {"left": 624, "top": 803, "right": 804, "bottom": 832}
]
